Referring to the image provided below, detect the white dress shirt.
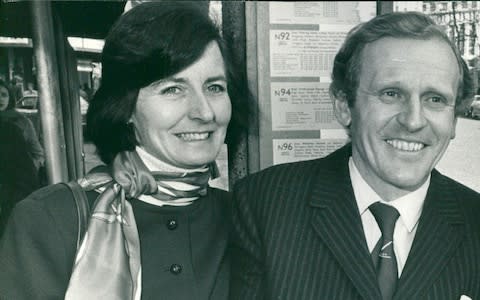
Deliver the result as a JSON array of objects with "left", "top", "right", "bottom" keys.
[{"left": 348, "top": 157, "right": 429, "bottom": 277}]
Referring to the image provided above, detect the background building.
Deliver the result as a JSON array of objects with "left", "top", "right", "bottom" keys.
[{"left": 395, "top": 1, "right": 480, "bottom": 93}]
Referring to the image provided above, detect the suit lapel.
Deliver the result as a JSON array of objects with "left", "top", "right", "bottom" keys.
[
  {"left": 309, "top": 145, "right": 382, "bottom": 300},
  {"left": 394, "top": 171, "right": 465, "bottom": 299}
]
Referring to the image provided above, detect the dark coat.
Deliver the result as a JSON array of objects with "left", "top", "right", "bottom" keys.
[
  {"left": 0, "top": 120, "right": 40, "bottom": 236},
  {"left": 230, "top": 144, "right": 480, "bottom": 300},
  {"left": 0, "top": 184, "right": 230, "bottom": 300}
]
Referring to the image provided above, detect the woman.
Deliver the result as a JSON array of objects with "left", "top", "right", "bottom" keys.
[
  {"left": 0, "top": 80, "right": 45, "bottom": 171},
  {"left": 0, "top": 81, "right": 43, "bottom": 235},
  {"left": 0, "top": 116, "right": 40, "bottom": 237},
  {"left": 0, "top": 2, "right": 250, "bottom": 299}
]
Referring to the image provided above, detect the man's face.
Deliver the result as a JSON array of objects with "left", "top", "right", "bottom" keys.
[{"left": 339, "top": 37, "right": 460, "bottom": 200}]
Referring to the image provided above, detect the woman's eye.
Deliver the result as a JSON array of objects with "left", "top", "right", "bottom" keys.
[
  {"left": 161, "top": 86, "right": 182, "bottom": 95},
  {"left": 207, "top": 84, "right": 226, "bottom": 94}
]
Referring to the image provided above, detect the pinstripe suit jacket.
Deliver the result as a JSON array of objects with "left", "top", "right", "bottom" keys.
[{"left": 229, "top": 144, "right": 480, "bottom": 300}]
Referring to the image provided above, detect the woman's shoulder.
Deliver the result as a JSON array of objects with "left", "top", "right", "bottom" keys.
[
  {"left": 208, "top": 187, "right": 231, "bottom": 201},
  {"left": 0, "top": 183, "right": 79, "bottom": 298},
  {"left": 1, "top": 109, "right": 30, "bottom": 126},
  {"left": 206, "top": 187, "right": 232, "bottom": 211},
  {"left": 12, "top": 183, "right": 77, "bottom": 221},
  {"left": 2, "top": 109, "right": 24, "bottom": 119}
]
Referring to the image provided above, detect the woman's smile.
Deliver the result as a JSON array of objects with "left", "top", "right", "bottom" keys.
[
  {"left": 132, "top": 42, "right": 231, "bottom": 168},
  {"left": 175, "top": 131, "right": 212, "bottom": 142}
]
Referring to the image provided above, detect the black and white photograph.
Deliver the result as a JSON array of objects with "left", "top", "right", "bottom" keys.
[{"left": 0, "top": 1, "right": 479, "bottom": 299}]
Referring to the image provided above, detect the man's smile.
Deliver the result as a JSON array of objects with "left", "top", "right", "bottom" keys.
[{"left": 385, "top": 139, "right": 425, "bottom": 152}]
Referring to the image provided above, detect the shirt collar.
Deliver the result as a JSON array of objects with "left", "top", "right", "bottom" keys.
[
  {"left": 136, "top": 146, "right": 208, "bottom": 173},
  {"left": 349, "top": 157, "right": 429, "bottom": 232},
  {"left": 135, "top": 146, "right": 207, "bottom": 207}
]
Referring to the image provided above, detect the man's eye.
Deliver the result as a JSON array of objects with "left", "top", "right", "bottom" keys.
[
  {"left": 207, "top": 84, "right": 226, "bottom": 94},
  {"left": 378, "top": 89, "right": 403, "bottom": 104},
  {"left": 428, "top": 96, "right": 444, "bottom": 103},
  {"left": 423, "top": 95, "right": 451, "bottom": 109},
  {"left": 161, "top": 86, "right": 181, "bottom": 95},
  {"left": 382, "top": 90, "right": 400, "bottom": 98}
]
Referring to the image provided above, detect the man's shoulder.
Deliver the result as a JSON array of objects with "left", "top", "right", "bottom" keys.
[
  {"left": 241, "top": 157, "right": 321, "bottom": 186},
  {"left": 441, "top": 176, "right": 480, "bottom": 236},
  {"left": 236, "top": 146, "right": 349, "bottom": 192},
  {"left": 257, "top": 158, "right": 321, "bottom": 176},
  {"left": 243, "top": 145, "right": 349, "bottom": 183},
  {"left": 431, "top": 170, "right": 480, "bottom": 223},
  {"left": 432, "top": 170, "right": 480, "bottom": 201}
]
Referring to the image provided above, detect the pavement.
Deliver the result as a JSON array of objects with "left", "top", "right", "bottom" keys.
[{"left": 437, "top": 116, "right": 480, "bottom": 192}]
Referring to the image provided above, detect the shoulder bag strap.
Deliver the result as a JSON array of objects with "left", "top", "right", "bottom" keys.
[{"left": 65, "top": 181, "right": 91, "bottom": 250}]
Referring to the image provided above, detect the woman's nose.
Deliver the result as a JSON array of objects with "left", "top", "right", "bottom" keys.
[
  {"left": 396, "top": 96, "right": 428, "bottom": 132},
  {"left": 188, "top": 91, "right": 215, "bottom": 122}
]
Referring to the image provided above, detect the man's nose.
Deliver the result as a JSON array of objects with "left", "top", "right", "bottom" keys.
[
  {"left": 188, "top": 90, "right": 215, "bottom": 122},
  {"left": 396, "top": 96, "right": 428, "bottom": 131}
]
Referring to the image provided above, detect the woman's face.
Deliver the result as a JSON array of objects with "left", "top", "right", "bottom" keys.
[
  {"left": 131, "top": 41, "right": 232, "bottom": 168},
  {"left": 0, "top": 86, "right": 10, "bottom": 111}
]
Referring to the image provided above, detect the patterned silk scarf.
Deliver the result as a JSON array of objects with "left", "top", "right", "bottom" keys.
[{"left": 65, "top": 150, "right": 217, "bottom": 300}]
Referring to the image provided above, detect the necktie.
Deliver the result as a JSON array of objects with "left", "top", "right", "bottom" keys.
[{"left": 369, "top": 202, "right": 400, "bottom": 300}]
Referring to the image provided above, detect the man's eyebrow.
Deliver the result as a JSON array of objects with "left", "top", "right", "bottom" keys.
[
  {"left": 370, "top": 79, "right": 404, "bottom": 89},
  {"left": 424, "top": 86, "right": 454, "bottom": 99},
  {"left": 374, "top": 80, "right": 455, "bottom": 98}
]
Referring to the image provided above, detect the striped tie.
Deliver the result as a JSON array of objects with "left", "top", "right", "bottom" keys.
[{"left": 370, "top": 202, "right": 400, "bottom": 300}]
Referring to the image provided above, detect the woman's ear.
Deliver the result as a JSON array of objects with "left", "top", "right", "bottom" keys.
[{"left": 332, "top": 91, "right": 352, "bottom": 127}]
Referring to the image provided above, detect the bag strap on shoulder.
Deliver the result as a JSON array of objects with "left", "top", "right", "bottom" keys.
[{"left": 65, "top": 181, "right": 90, "bottom": 250}]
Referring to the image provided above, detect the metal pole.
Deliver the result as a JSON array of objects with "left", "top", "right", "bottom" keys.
[
  {"left": 223, "top": 1, "right": 250, "bottom": 188},
  {"left": 30, "top": 1, "right": 68, "bottom": 183}
]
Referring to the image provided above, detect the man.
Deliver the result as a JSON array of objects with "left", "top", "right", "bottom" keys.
[{"left": 230, "top": 12, "right": 480, "bottom": 300}]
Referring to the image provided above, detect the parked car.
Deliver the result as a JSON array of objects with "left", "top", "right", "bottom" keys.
[
  {"left": 16, "top": 95, "right": 38, "bottom": 109},
  {"left": 80, "top": 95, "right": 89, "bottom": 135},
  {"left": 467, "top": 95, "right": 480, "bottom": 119},
  {"left": 470, "top": 96, "right": 480, "bottom": 119}
]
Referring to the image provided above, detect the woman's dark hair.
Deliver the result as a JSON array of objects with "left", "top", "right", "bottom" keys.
[
  {"left": 86, "top": 1, "right": 252, "bottom": 164},
  {"left": 330, "top": 11, "right": 474, "bottom": 116},
  {"left": 0, "top": 80, "right": 16, "bottom": 110}
]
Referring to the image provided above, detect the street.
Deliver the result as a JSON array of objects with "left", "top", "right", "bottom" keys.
[{"left": 437, "top": 116, "right": 480, "bottom": 192}]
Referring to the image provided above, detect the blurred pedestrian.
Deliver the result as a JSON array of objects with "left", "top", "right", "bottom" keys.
[
  {"left": 0, "top": 115, "right": 40, "bottom": 237},
  {"left": 0, "top": 80, "right": 45, "bottom": 171}
]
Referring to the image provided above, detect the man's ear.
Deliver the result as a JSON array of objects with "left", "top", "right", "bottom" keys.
[
  {"left": 332, "top": 91, "right": 352, "bottom": 127},
  {"left": 450, "top": 116, "right": 457, "bottom": 139}
]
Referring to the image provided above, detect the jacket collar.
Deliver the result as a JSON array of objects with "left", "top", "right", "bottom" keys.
[
  {"left": 309, "top": 143, "right": 382, "bottom": 299},
  {"left": 394, "top": 170, "right": 465, "bottom": 299}
]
